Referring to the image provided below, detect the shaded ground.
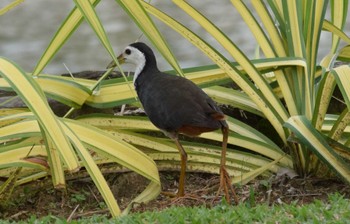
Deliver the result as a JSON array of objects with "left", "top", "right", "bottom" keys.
[{"left": 1, "top": 171, "right": 349, "bottom": 221}]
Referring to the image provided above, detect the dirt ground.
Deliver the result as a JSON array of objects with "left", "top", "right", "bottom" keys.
[{"left": 1, "top": 170, "right": 349, "bottom": 221}]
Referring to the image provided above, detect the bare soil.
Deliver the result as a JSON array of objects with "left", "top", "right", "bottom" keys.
[{"left": 1, "top": 171, "right": 349, "bottom": 221}]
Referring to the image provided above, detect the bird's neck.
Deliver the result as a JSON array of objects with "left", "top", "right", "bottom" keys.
[
  {"left": 133, "top": 60, "right": 146, "bottom": 86},
  {"left": 134, "top": 61, "right": 159, "bottom": 89}
]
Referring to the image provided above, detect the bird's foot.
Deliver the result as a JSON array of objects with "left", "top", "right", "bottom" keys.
[{"left": 215, "top": 166, "right": 239, "bottom": 205}]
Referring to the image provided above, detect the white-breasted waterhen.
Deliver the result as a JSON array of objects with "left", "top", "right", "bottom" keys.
[{"left": 108, "top": 42, "right": 238, "bottom": 203}]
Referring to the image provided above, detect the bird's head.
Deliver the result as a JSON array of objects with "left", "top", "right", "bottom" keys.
[
  {"left": 107, "top": 42, "right": 157, "bottom": 69},
  {"left": 107, "top": 42, "right": 157, "bottom": 86}
]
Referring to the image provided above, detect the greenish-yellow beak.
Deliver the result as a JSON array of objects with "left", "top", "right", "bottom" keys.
[{"left": 106, "top": 53, "right": 125, "bottom": 69}]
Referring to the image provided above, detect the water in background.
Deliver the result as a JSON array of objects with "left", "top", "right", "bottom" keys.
[{"left": 1, "top": 0, "right": 349, "bottom": 74}]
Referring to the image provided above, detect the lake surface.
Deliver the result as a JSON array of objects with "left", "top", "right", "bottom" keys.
[{"left": 1, "top": 0, "right": 349, "bottom": 74}]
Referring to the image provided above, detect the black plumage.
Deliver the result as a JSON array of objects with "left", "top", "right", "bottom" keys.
[
  {"left": 131, "top": 43, "right": 226, "bottom": 135},
  {"left": 109, "top": 42, "right": 237, "bottom": 203}
]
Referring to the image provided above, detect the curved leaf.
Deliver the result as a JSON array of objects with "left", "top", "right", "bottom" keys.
[
  {"left": 32, "top": 0, "right": 101, "bottom": 76},
  {"left": 338, "top": 45, "right": 350, "bottom": 62},
  {"left": 116, "top": 0, "right": 184, "bottom": 77},
  {"left": 0, "top": 58, "right": 79, "bottom": 174},
  {"left": 285, "top": 116, "right": 350, "bottom": 183}
]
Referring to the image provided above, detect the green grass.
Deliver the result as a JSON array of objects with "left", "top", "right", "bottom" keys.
[{"left": 3, "top": 193, "right": 350, "bottom": 224}]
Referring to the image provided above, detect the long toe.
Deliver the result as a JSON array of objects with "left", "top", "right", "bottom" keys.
[
  {"left": 216, "top": 166, "right": 239, "bottom": 204},
  {"left": 160, "top": 184, "right": 185, "bottom": 198},
  {"left": 161, "top": 191, "right": 177, "bottom": 198}
]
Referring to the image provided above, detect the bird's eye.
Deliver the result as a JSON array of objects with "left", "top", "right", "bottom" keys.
[{"left": 125, "top": 49, "right": 131, "bottom": 55}]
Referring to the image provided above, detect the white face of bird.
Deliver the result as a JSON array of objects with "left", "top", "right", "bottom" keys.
[{"left": 120, "top": 46, "right": 146, "bottom": 86}]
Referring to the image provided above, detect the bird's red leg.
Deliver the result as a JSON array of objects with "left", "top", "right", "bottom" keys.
[
  {"left": 174, "top": 138, "right": 187, "bottom": 197},
  {"left": 217, "top": 126, "right": 239, "bottom": 204}
]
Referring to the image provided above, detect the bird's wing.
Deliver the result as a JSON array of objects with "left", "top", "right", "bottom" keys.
[{"left": 138, "top": 74, "right": 224, "bottom": 131}]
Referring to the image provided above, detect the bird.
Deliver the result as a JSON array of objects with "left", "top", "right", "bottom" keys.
[{"left": 107, "top": 42, "right": 237, "bottom": 203}]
